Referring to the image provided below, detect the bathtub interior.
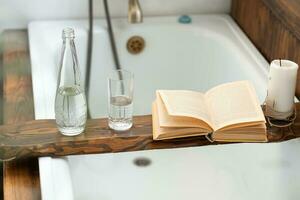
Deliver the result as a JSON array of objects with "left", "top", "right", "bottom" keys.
[
  {"left": 88, "top": 20, "right": 268, "bottom": 118},
  {"left": 28, "top": 15, "right": 269, "bottom": 120},
  {"left": 41, "top": 138, "right": 300, "bottom": 200}
]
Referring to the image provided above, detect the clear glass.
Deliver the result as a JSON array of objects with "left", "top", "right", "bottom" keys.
[
  {"left": 108, "top": 69, "right": 134, "bottom": 131},
  {"left": 55, "top": 28, "right": 87, "bottom": 136}
]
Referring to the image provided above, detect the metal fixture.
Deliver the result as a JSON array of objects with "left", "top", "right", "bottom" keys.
[
  {"left": 128, "top": 0, "right": 143, "bottom": 23},
  {"left": 85, "top": 0, "right": 144, "bottom": 117},
  {"left": 103, "top": 0, "right": 121, "bottom": 69},
  {"left": 127, "top": 36, "right": 145, "bottom": 54},
  {"left": 86, "top": 0, "right": 94, "bottom": 118},
  {"left": 102, "top": 0, "right": 144, "bottom": 67},
  {"left": 133, "top": 157, "right": 152, "bottom": 167}
]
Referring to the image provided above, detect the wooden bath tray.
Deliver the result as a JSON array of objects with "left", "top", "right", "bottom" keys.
[
  {"left": 1, "top": 110, "right": 300, "bottom": 160},
  {"left": 0, "top": 115, "right": 218, "bottom": 160}
]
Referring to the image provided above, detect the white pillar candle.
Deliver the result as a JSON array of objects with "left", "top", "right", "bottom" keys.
[{"left": 266, "top": 59, "right": 298, "bottom": 119}]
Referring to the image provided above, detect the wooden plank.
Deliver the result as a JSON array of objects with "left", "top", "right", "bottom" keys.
[
  {"left": 2, "top": 30, "right": 41, "bottom": 200},
  {"left": 263, "top": 0, "right": 300, "bottom": 40},
  {"left": 1, "top": 106, "right": 300, "bottom": 159},
  {"left": 0, "top": 25, "right": 4, "bottom": 200},
  {"left": 0, "top": 116, "right": 216, "bottom": 159},
  {"left": 231, "top": 0, "right": 300, "bottom": 97},
  {"left": 2, "top": 30, "right": 34, "bottom": 124},
  {"left": 3, "top": 158, "right": 40, "bottom": 200}
]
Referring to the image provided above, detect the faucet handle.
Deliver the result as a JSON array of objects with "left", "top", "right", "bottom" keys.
[{"left": 128, "top": 0, "right": 143, "bottom": 23}]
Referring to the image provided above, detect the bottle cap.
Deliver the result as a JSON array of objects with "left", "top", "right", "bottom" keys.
[{"left": 62, "top": 28, "right": 75, "bottom": 39}]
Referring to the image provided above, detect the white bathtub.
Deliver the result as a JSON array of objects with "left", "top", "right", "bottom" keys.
[
  {"left": 39, "top": 139, "right": 300, "bottom": 200},
  {"left": 28, "top": 15, "right": 300, "bottom": 200},
  {"left": 29, "top": 14, "right": 268, "bottom": 120}
]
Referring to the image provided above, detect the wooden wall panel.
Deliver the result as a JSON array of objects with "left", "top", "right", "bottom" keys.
[{"left": 231, "top": 0, "right": 300, "bottom": 97}]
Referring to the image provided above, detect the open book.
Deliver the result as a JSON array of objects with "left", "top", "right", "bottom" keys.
[{"left": 152, "top": 81, "right": 267, "bottom": 142}]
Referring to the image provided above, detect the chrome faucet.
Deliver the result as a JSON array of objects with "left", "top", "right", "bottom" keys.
[{"left": 128, "top": 0, "right": 143, "bottom": 23}]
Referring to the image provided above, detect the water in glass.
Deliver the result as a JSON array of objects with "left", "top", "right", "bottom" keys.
[
  {"left": 108, "top": 70, "right": 134, "bottom": 131},
  {"left": 109, "top": 95, "right": 133, "bottom": 131},
  {"left": 55, "top": 86, "right": 87, "bottom": 136}
]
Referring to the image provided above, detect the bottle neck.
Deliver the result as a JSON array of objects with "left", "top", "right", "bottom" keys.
[{"left": 57, "top": 36, "right": 82, "bottom": 89}]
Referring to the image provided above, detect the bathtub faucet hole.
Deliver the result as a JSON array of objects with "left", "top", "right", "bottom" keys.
[
  {"left": 127, "top": 36, "right": 145, "bottom": 55},
  {"left": 133, "top": 157, "right": 151, "bottom": 167}
]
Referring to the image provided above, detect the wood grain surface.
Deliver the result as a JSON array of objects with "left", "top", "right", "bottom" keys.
[
  {"left": 0, "top": 111, "right": 300, "bottom": 160},
  {"left": 0, "top": 116, "right": 216, "bottom": 159},
  {"left": 2, "top": 30, "right": 34, "bottom": 124},
  {"left": 231, "top": 0, "right": 300, "bottom": 97},
  {"left": 263, "top": 0, "right": 300, "bottom": 40},
  {"left": 2, "top": 30, "right": 41, "bottom": 200}
]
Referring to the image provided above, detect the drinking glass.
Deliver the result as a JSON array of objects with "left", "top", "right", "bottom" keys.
[{"left": 108, "top": 69, "right": 134, "bottom": 131}]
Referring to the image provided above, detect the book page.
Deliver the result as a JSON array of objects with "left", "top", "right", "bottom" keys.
[
  {"left": 205, "top": 81, "right": 265, "bottom": 131},
  {"left": 213, "top": 124, "right": 267, "bottom": 142},
  {"left": 152, "top": 102, "right": 209, "bottom": 140},
  {"left": 158, "top": 90, "right": 214, "bottom": 128},
  {"left": 156, "top": 94, "right": 212, "bottom": 131}
]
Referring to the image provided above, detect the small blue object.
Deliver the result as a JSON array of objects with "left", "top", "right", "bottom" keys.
[{"left": 178, "top": 15, "right": 192, "bottom": 24}]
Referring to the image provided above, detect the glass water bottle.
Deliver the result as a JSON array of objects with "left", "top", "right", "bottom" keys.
[{"left": 55, "top": 28, "right": 87, "bottom": 136}]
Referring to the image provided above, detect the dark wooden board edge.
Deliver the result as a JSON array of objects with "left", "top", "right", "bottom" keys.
[
  {"left": 2, "top": 30, "right": 41, "bottom": 200},
  {"left": 3, "top": 158, "right": 40, "bottom": 200}
]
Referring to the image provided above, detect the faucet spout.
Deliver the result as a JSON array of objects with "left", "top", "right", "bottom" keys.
[{"left": 128, "top": 0, "right": 143, "bottom": 23}]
